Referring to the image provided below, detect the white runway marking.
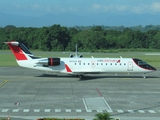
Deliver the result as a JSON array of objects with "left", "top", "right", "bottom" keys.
[
  {"left": 145, "top": 53, "right": 160, "bottom": 55},
  {"left": 44, "top": 109, "right": 50, "bottom": 112},
  {"left": 34, "top": 109, "right": 40, "bottom": 112},
  {"left": 65, "top": 109, "right": 71, "bottom": 112},
  {"left": 107, "top": 110, "right": 113, "bottom": 113},
  {"left": 138, "top": 110, "right": 145, "bottom": 113},
  {"left": 2, "top": 109, "right": 8, "bottom": 112},
  {"left": 148, "top": 110, "right": 156, "bottom": 113},
  {"left": 117, "top": 110, "right": 124, "bottom": 113},
  {"left": 86, "top": 109, "right": 92, "bottom": 112},
  {"left": 97, "top": 110, "right": 103, "bottom": 112},
  {"left": 128, "top": 110, "right": 134, "bottom": 113},
  {"left": 23, "top": 109, "right": 29, "bottom": 112},
  {"left": 82, "top": 97, "right": 112, "bottom": 111},
  {"left": 0, "top": 108, "right": 159, "bottom": 114},
  {"left": 12, "top": 109, "right": 19, "bottom": 112},
  {"left": 76, "top": 109, "right": 82, "bottom": 112},
  {"left": 55, "top": 109, "right": 61, "bottom": 112}
]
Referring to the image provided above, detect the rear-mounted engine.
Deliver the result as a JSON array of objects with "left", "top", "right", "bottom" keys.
[
  {"left": 48, "top": 58, "right": 60, "bottom": 66},
  {"left": 38, "top": 58, "right": 60, "bottom": 66}
]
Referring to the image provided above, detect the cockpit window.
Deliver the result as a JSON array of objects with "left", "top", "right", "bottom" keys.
[
  {"left": 133, "top": 58, "right": 156, "bottom": 71},
  {"left": 138, "top": 61, "right": 146, "bottom": 65}
]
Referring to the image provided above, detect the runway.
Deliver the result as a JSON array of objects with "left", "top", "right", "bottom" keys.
[{"left": 0, "top": 67, "right": 160, "bottom": 120}]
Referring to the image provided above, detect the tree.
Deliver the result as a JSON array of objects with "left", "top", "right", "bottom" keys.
[{"left": 94, "top": 112, "right": 112, "bottom": 120}]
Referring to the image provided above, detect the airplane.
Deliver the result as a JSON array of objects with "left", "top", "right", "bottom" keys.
[
  {"left": 63, "top": 44, "right": 84, "bottom": 58},
  {"left": 5, "top": 41, "right": 157, "bottom": 79}
]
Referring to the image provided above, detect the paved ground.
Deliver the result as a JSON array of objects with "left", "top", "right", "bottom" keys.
[{"left": 0, "top": 67, "right": 160, "bottom": 120}]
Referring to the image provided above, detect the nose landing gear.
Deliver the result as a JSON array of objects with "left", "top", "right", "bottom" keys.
[{"left": 142, "top": 73, "right": 146, "bottom": 79}]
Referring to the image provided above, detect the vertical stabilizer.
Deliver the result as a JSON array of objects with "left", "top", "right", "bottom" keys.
[{"left": 5, "top": 41, "right": 33, "bottom": 61}]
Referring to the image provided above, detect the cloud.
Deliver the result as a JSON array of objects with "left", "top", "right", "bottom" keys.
[
  {"left": 91, "top": 2, "right": 160, "bottom": 14},
  {"left": 150, "top": 2, "right": 160, "bottom": 12},
  {"left": 91, "top": 3, "right": 128, "bottom": 13},
  {"left": 131, "top": 5, "right": 149, "bottom": 14}
]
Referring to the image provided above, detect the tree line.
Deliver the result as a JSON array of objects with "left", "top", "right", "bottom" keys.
[{"left": 0, "top": 24, "right": 160, "bottom": 52}]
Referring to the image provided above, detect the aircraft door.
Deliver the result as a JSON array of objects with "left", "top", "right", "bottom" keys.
[
  {"left": 91, "top": 60, "right": 95, "bottom": 68},
  {"left": 128, "top": 61, "right": 133, "bottom": 71}
]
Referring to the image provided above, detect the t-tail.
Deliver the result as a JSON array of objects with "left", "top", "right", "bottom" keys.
[{"left": 5, "top": 41, "right": 38, "bottom": 67}]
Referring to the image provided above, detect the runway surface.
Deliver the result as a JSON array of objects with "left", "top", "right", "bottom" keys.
[{"left": 0, "top": 67, "right": 160, "bottom": 120}]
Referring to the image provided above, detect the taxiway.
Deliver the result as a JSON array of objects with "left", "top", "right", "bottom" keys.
[{"left": 0, "top": 67, "right": 160, "bottom": 120}]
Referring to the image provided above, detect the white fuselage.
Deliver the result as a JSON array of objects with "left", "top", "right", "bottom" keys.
[{"left": 17, "top": 57, "right": 151, "bottom": 74}]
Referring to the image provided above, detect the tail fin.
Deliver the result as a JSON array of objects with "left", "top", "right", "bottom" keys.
[{"left": 5, "top": 41, "right": 33, "bottom": 61}]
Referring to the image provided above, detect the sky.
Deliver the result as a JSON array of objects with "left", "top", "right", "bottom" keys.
[
  {"left": 0, "top": 0, "right": 160, "bottom": 27},
  {"left": 1, "top": 0, "right": 160, "bottom": 16}
]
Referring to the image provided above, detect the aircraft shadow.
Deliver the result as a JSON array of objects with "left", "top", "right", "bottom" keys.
[{"left": 35, "top": 74, "right": 159, "bottom": 81}]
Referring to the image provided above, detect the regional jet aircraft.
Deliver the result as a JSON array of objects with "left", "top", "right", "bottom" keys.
[{"left": 5, "top": 41, "right": 156, "bottom": 79}]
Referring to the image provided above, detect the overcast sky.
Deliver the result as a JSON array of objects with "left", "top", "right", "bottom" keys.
[{"left": 1, "top": 0, "right": 160, "bottom": 16}]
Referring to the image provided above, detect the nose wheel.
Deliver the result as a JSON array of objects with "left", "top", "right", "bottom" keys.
[{"left": 142, "top": 73, "right": 146, "bottom": 79}]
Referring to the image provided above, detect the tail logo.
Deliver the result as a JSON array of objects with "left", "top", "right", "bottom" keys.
[{"left": 6, "top": 42, "right": 28, "bottom": 60}]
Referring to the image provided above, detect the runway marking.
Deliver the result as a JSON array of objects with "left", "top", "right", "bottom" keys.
[
  {"left": 107, "top": 110, "right": 113, "bottom": 113},
  {"left": 12, "top": 109, "right": 19, "bottom": 112},
  {"left": 86, "top": 109, "right": 92, "bottom": 112},
  {"left": 82, "top": 98, "right": 88, "bottom": 110},
  {"left": 96, "top": 88, "right": 102, "bottom": 97},
  {"left": 34, "top": 109, "right": 40, "bottom": 112},
  {"left": 44, "top": 109, "right": 50, "bottom": 112},
  {"left": 76, "top": 109, "right": 82, "bottom": 112},
  {"left": 55, "top": 109, "right": 61, "bottom": 112},
  {"left": 145, "top": 53, "right": 160, "bottom": 55},
  {"left": 65, "top": 109, "right": 71, "bottom": 112},
  {"left": 82, "top": 97, "right": 112, "bottom": 111},
  {"left": 2, "top": 109, "right": 8, "bottom": 112},
  {"left": 23, "top": 109, "right": 29, "bottom": 112},
  {"left": 0, "top": 109, "right": 159, "bottom": 114},
  {"left": 101, "top": 97, "right": 112, "bottom": 112},
  {"left": 148, "top": 110, "right": 156, "bottom": 113},
  {"left": 97, "top": 110, "right": 103, "bottom": 112},
  {"left": 138, "top": 110, "right": 145, "bottom": 113},
  {"left": 0, "top": 80, "right": 8, "bottom": 87},
  {"left": 128, "top": 110, "right": 134, "bottom": 113},
  {"left": 117, "top": 110, "right": 124, "bottom": 113}
]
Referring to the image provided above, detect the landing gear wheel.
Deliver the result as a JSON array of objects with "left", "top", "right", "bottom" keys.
[
  {"left": 142, "top": 73, "right": 146, "bottom": 79},
  {"left": 79, "top": 75, "right": 84, "bottom": 80}
]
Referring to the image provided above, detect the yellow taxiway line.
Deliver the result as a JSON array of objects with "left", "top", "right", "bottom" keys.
[{"left": 0, "top": 80, "right": 8, "bottom": 87}]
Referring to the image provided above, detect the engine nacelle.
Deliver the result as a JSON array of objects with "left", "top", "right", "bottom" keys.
[
  {"left": 48, "top": 58, "right": 60, "bottom": 66},
  {"left": 70, "top": 54, "right": 74, "bottom": 58},
  {"left": 38, "top": 58, "right": 60, "bottom": 66},
  {"left": 79, "top": 54, "right": 83, "bottom": 58}
]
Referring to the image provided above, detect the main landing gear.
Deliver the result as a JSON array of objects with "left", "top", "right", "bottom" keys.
[
  {"left": 76, "top": 74, "right": 84, "bottom": 80},
  {"left": 79, "top": 75, "right": 84, "bottom": 80}
]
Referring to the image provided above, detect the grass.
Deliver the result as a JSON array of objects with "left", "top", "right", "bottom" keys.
[{"left": 0, "top": 50, "right": 160, "bottom": 68}]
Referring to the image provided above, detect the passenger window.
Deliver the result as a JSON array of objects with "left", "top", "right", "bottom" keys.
[
  {"left": 101, "top": 63, "right": 103, "bottom": 65},
  {"left": 124, "top": 63, "right": 126, "bottom": 65},
  {"left": 88, "top": 63, "right": 90, "bottom": 65},
  {"left": 79, "top": 63, "right": 81, "bottom": 65},
  {"left": 83, "top": 63, "right": 85, "bottom": 65},
  {"left": 75, "top": 63, "right": 76, "bottom": 65},
  {"left": 115, "top": 63, "right": 117, "bottom": 65},
  {"left": 110, "top": 63, "right": 112, "bottom": 65},
  {"left": 106, "top": 63, "right": 107, "bottom": 65},
  {"left": 97, "top": 63, "right": 98, "bottom": 65}
]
